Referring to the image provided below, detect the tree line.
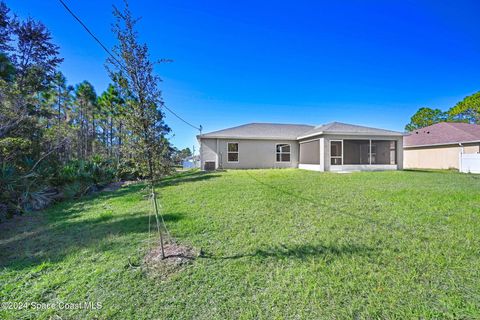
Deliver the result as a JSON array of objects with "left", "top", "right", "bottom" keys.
[
  {"left": 405, "top": 91, "right": 480, "bottom": 131},
  {"left": 0, "top": 1, "right": 190, "bottom": 220}
]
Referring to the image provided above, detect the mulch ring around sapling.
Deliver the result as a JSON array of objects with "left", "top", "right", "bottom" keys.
[{"left": 143, "top": 242, "right": 198, "bottom": 279}]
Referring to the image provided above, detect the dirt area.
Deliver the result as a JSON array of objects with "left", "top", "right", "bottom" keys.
[{"left": 143, "top": 242, "right": 198, "bottom": 279}]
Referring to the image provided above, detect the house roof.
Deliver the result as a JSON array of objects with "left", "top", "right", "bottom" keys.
[
  {"left": 404, "top": 122, "right": 480, "bottom": 147},
  {"left": 199, "top": 123, "right": 315, "bottom": 140},
  {"left": 199, "top": 122, "right": 403, "bottom": 140},
  {"left": 297, "top": 122, "right": 403, "bottom": 139}
]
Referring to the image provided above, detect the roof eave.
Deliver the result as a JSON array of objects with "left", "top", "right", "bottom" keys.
[
  {"left": 404, "top": 140, "right": 480, "bottom": 148},
  {"left": 297, "top": 131, "right": 403, "bottom": 140},
  {"left": 296, "top": 131, "right": 324, "bottom": 140},
  {"left": 198, "top": 135, "right": 298, "bottom": 140}
]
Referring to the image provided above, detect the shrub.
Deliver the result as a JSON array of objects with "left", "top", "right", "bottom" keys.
[
  {"left": 52, "top": 158, "right": 117, "bottom": 198},
  {"left": 0, "top": 157, "right": 118, "bottom": 219}
]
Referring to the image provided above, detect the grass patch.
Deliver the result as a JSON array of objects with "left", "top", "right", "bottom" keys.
[{"left": 1, "top": 169, "right": 480, "bottom": 318}]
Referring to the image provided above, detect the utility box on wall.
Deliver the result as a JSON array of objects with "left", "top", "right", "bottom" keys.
[{"left": 204, "top": 161, "right": 216, "bottom": 171}]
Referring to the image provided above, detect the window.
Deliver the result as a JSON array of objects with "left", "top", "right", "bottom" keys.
[
  {"left": 330, "top": 141, "right": 342, "bottom": 165},
  {"left": 227, "top": 143, "right": 239, "bottom": 162},
  {"left": 276, "top": 144, "right": 291, "bottom": 162}
]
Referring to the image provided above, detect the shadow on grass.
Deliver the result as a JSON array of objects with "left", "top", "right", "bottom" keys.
[
  {"left": 0, "top": 213, "right": 184, "bottom": 271},
  {"left": 157, "top": 170, "right": 220, "bottom": 188},
  {"left": 25, "top": 183, "right": 149, "bottom": 223},
  {"left": 91, "top": 182, "right": 152, "bottom": 203},
  {"left": 0, "top": 170, "right": 222, "bottom": 271},
  {"left": 402, "top": 169, "right": 458, "bottom": 174},
  {"left": 201, "top": 243, "right": 373, "bottom": 261},
  {"left": 0, "top": 183, "right": 185, "bottom": 271},
  {"left": 60, "top": 170, "right": 219, "bottom": 208}
]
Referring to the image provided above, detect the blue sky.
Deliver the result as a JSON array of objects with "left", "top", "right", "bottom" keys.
[{"left": 9, "top": 0, "right": 480, "bottom": 150}]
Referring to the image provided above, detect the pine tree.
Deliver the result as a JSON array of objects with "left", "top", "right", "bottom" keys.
[{"left": 74, "top": 81, "right": 97, "bottom": 159}]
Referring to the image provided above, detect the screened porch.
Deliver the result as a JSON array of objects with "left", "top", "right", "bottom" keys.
[{"left": 330, "top": 139, "right": 397, "bottom": 169}]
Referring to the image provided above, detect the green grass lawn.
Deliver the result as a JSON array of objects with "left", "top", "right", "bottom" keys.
[{"left": 1, "top": 169, "right": 480, "bottom": 319}]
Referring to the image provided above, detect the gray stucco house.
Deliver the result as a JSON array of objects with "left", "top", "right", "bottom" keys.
[{"left": 198, "top": 122, "right": 404, "bottom": 171}]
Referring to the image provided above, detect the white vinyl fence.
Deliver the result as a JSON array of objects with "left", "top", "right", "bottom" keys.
[{"left": 460, "top": 153, "right": 480, "bottom": 174}]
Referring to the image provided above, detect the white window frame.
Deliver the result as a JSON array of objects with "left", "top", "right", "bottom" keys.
[
  {"left": 275, "top": 143, "right": 291, "bottom": 163},
  {"left": 227, "top": 142, "right": 239, "bottom": 163},
  {"left": 330, "top": 140, "right": 343, "bottom": 166}
]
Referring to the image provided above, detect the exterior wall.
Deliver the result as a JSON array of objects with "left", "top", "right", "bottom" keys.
[
  {"left": 298, "top": 164, "right": 323, "bottom": 171},
  {"left": 404, "top": 143, "right": 480, "bottom": 170},
  {"left": 330, "top": 164, "right": 398, "bottom": 171},
  {"left": 462, "top": 144, "right": 478, "bottom": 154},
  {"left": 322, "top": 134, "right": 403, "bottom": 171},
  {"left": 200, "top": 138, "right": 299, "bottom": 169},
  {"left": 200, "top": 138, "right": 219, "bottom": 169}
]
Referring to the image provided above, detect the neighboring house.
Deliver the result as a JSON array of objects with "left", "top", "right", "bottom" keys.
[
  {"left": 182, "top": 155, "right": 200, "bottom": 169},
  {"left": 198, "top": 122, "right": 403, "bottom": 171},
  {"left": 404, "top": 122, "right": 480, "bottom": 170}
]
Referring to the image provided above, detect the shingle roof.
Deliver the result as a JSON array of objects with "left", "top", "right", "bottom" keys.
[
  {"left": 404, "top": 122, "right": 480, "bottom": 147},
  {"left": 297, "top": 122, "right": 403, "bottom": 139},
  {"left": 199, "top": 121, "right": 403, "bottom": 140},
  {"left": 199, "top": 123, "right": 315, "bottom": 140}
]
